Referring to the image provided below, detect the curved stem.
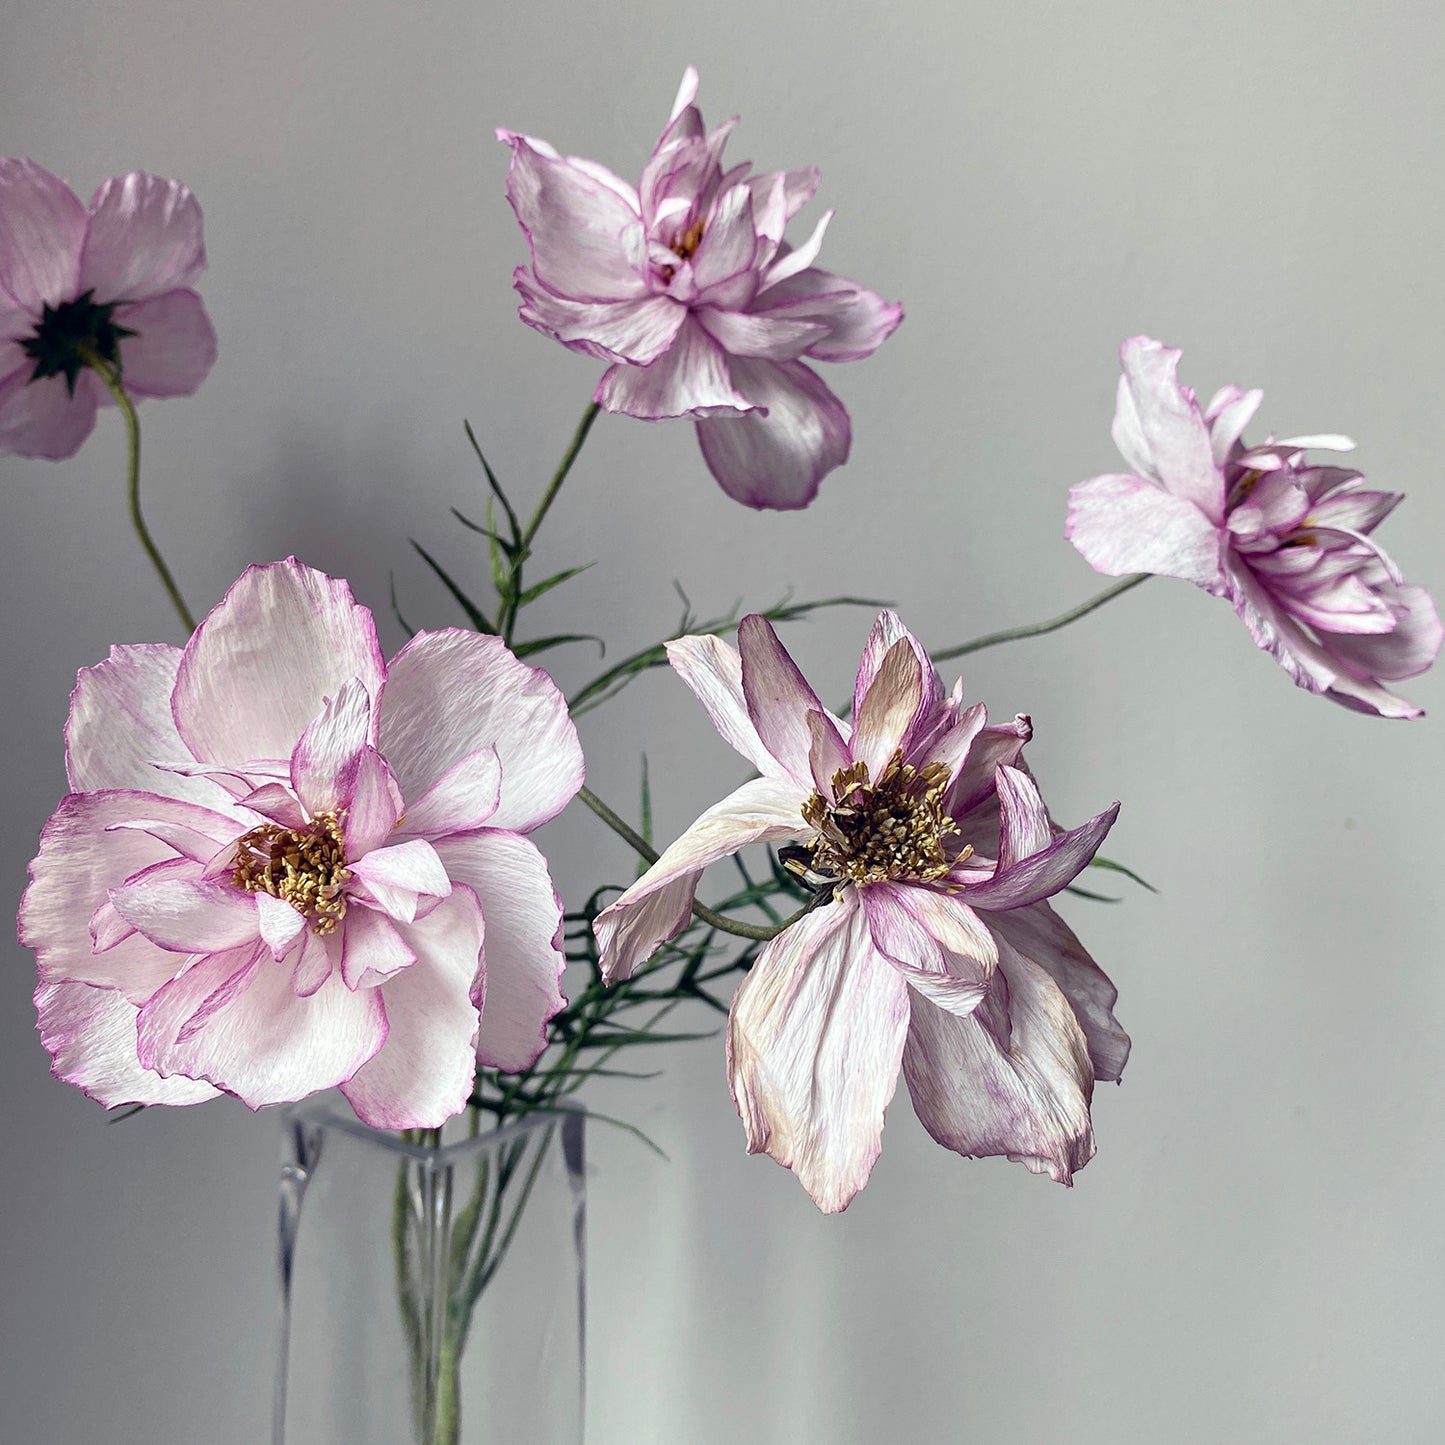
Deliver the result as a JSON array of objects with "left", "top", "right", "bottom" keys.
[
  {"left": 931, "top": 573, "right": 1148, "bottom": 664},
  {"left": 86, "top": 356, "right": 196, "bottom": 635},
  {"left": 575, "top": 784, "right": 810, "bottom": 942}
]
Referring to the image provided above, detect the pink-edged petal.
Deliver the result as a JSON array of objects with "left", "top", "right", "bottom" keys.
[
  {"left": 235, "top": 782, "right": 309, "bottom": 829},
  {"left": 348, "top": 838, "right": 451, "bottom": 923},
  {"left": 513, "top": 267, "right": 685, "bottom": 365},
  {"left": 21, "top": 790, "right": 246, "bottom": 1000},
  {"left": 851, "top": 610, "right": 935, "bottom": 722},
  {"left": 738, "top": 613, "right": 839, "bottom": 790},
  {"left": 695, "top": 357, "right": 850, "bottom": 510},
  {"left": 902, "top": 945, "right": 1096, "bottom": 1185},
  {"left": 862, "top": 886, "right": 990, "bottom": 1016},
  {"left": 994, "top": 763, "right": 1052, "bottom": 870},
  {"left": 1323, "top": 582, "right": 1442, "bottom": 683},
  {"left": 78, "top": 172, "right": 205, "bottom": 301},
  {"left": 255, "top": 891, "right": 306, "bottom": 959},
  {"left": 1113, "top": 338, "right": 1225, "bottom": 522},
  {"left": 174, "top": 560, "right": 385, "bottom": 766},
  {"left": 36, "top": 981, "right": 221, "bottom": 1107},
  {"left": 340, "top": 887, "right": 485, "bottom": 1129},
  {"left": 340, "top": 905, "right": 416, "bottom": 990},
  {"left": 986, "top": 901, "right": 1129, "bottom": 1083},
  {"left": 346, "top": 748, "right": 404, "bottom": 857},
  {"left": 747, "top": 167, "right": 820, "bottom": 243},
  {"left": 922, "top": 701, "right": 987, "bottom": 782},
  {"left": 751, "top": 266, "right": 903, "bottom": 362},
  {"left": 806, "top": 709, "right": 852, "bottom": 795},
  {"left": 111, "top": 289, "right": 216, "bottom": 397},
  {"left": 695, "top": 305, "right": 827, "bottom": 361},
  {"left": 109, "top": 875, "right": 261, "bottom": 953},
  {"left": 761, "top": 209, "right": 833, "bottom": 289},
  {"left": 690, "top": 185, "right": 761, "bottom": 299},
  {"left": 727, "top": 893, "right": 909, "bottom": 1213},
  {"left": 0, "top": 158, "right": 85, "bottom": 309},
  {"left": 0, "top": 364, "right": 100, "bottom": 459},
  {"left": 498, "top": 132, "right": 647, "bottom": 303},
  {"left": 664, "top": 633, "right": 795, "bottom": 782},
  {"left": 1204, "top": 385, "right": 1263, "bottom": 464},
  {"left": 432, "top": 830, "right": 566, "bottom": 1072},
  {"left": 394, "top": 746, "right": 501, "bottom": 841},
  {"left": 944, "top": 714, "right": 1031, "bottom": 820},
  {"left": 597, "top": 314, "right": 753, "bottom": 419},
  {"left": 851, "top": 638, "right": 925, "bottom": 778},
  {"left": 290, "top": 677, "right": 371, "bottom": 817},
  {"left": 594, "top": 775, "right": 808, "bottom": 983},
  {"left": 1066, "top": 474, "right": 1223, "bottom": 586},
  {"left": 138, "top": 947, "right": 387, "bottom": 1109},
  {"left": 379, "top": 628, "right": 582, "bottom": 835},
  {"left": 291, "top": 929, "right": 336, "bottom": 997}
]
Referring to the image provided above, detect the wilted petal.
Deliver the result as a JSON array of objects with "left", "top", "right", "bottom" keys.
[
  {"left": 695, "top": 357, "right": 850, "bottom": 509},
  {"left": 851, "top": 610, "right": 935, "bottom": 722},
  {"left": 112, "top": 289, "right": 217, "bottom": 398},
  {"left": 0, "top": 158, "right": 85, "bottom": 309},
  {"left": 0, "top": 365, "right": 100, "bottom": 460},
  {"left": 695, "top": 305, "right": 827, "bottom": 361},
  {"left": 340, "top": 887, "right": 485, "bottom": 1129},
  {"left": 851, "top": 638, "right": 926, "bottom": 778},
  {"left": 806, "top": 709, "right": 852, "bottom": 795},
  {"left": 944, "top": 715, "right": 1031, "bottom": 819},
  {"left": 727, "top": 894, "right": 909, "bottom": 1213},
  {"left": 1324, "top": 582, "right": 1442, "bottom": 683},
  {"left": 1204, "top": 385, "right": 1263, "bottom": 464},
  {"left": 959, "top": 791, "right": 1119, "bottom": 911},
  {"left": 738, "top": 614, "right": 840, "bottom": 790},
  {"left": 1066, "top": 473, "right": 1223, "bottom": 586},
  {"left": 862, "top": 886, "right": 990, "bottom": 1016},
  {"left": 79, "top": 172, "right": 206, "bottom": 301},
  {"left": 665, "top": 633, "right": 795, "bottom": 781},
  {"left": 597, "top": 314, "right": 752, "bottom": 419},
  {"left": 994, "top": 764, "right": 1053, "bottom": 870},
  {"left": 379, "top": 629, "right": 582, "bottom": 835}
]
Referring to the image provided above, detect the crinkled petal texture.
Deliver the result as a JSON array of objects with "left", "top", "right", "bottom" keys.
[
  {"left": 498, "top": 71, "right": 899, "bottom": 509},
  {"left": 22, "top": 559, "right": 581, "bottom": 1127}
]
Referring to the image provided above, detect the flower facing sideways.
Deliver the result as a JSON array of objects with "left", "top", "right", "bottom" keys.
[
  {"left": 499, "top": 67, "right": 902, "bottom": 511},
  {"left": 594, "top": 612, "right": 1127, "bottom": 1212},
  {"left": 1067, "top": 337, "right": 1442, "bottom": 718},
  {"left": 0, "top": 160, "right": 217, "bottom": 459},
  {"left": 20, "top": 560, "right": 584, "bottom": 1128}
]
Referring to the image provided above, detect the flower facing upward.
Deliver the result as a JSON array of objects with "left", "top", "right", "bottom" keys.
[
  {"left": 1067, "top": 337, "right": 1442, "bottom": 718},
  {"left": 498, "top": 67, "right": 902, "bottom": 511},
  {"left": 20, "top": 560, "right": 584, "bottom": 1128},
  {"left": 594, "top": 612, "right": 1127, "bottom": 1212},
  {"left": 0, "top": 160, "right": 218, "bottom": 459}
]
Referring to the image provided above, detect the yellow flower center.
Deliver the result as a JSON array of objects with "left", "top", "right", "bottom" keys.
[
  {"left": 671, "top": 216, "right": 706, "bottom": 262},
  {"left": 232, "top": 811, "right": 350, "bottom": 934}
]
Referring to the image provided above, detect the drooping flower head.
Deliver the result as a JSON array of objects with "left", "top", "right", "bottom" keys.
[
  {"left": 20, "top": 560, "right": 584, "bottom": 1128},
  {"left": 0, "top": 160, "right": 217, "bottom": 460},
  {"left": 498, "top": 68, "right": 902, "bottom": 510},
  {"left": 595, "top": 612, "right": 1127, "bottom": 1212},
  {"left": 1067, "top": 337, "right": 1442, "bottom": 718}
]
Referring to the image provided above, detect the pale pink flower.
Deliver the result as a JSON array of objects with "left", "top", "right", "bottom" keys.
[
  {"left": 0, "top": 160, "right": 217, "bottom": 460},
  {"left": 498, "top": 68, "right": 902, "bottom": 510},
  {"left": 594, "top": 612, "right": 1126, "bottom": 1212},
  {"left": 1068, "top": 337, "right": 1442, "bottom": 718},
  {"left": 20, "top": 560, "right": 584, "bottom": 1128}
]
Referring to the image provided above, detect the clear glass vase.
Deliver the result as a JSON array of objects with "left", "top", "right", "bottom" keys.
[{"left": 273, "top": 1101, "right": 586, "bottom": 1445}]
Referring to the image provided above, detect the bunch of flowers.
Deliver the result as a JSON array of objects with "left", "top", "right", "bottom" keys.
[{"left": 6, "top": 69, "right": 1439, "bottom": 1234}]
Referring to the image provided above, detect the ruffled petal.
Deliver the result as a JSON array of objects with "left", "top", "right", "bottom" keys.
[
  {"left": 109, "top": 875, "right": 262, "bottom": 953},
  {"left": 348, "top": 839, "right": 451, "bottom": 923},
  {"left": 340, "top": 887, "right": 485, "bottom": 1129},
  {"left": 111, "top": 289, "right": 216, "bottom": 397},
  {"left": 851, "top": 610, "right": 936, "bottom": 723},
  {"left": 695, "top": 357, "right": 850, "bottom": 509},
  {"left": 727, "top": 893, "right": 910, "bottom": 1213},
  {"left": 0, "top": 365, "right": 100, "bottom": 460},
  {"left": 0, "top": 158, "right": 85, "bottom": 309},
  {"left": 393, "top": 746, "right": 501, "bottom": 841},
  {"left": 596, "top": 314, "right": 753, "bottom": 419},
  {"left": 851, "top": 638, "right": 926, "bottom": 778},
  {"left": 432, "top": 830, "right": 566, "bottom": 1072},
  {"left": 173, "top": 560, "right": 385, "bottom": 766},
  {"left": 862, "top": 886, "right": 991, "bottom": 1015},
  {"left": 594, "top": 775, "right": 808, "bottom": 982},
  {"left": 379, "top": 629, "right": 582, "bottom": 835},
  {"left": 513, "top": 267, "right": 685, "bottom": 365},
  {"left": 694, "top": 305, "right": 827, "bottom": 361},
  {"left": 751, "top": 266, "right": 903, "bottom": 362},
  {"left": 690, "top": 184, "right": 761, "bottom": 300},
  {"left": 78, "top": 172, "right": 206, "bottom": 302},
  {"left": 944, "top": 714, "right": 1031, "bottom": 820},
  {"left": 340, "top": 905, "right": 416, "bottom": 990},
  {"left": 738, "top": 614, "right": 840, "bottom": 791},
  {"left": 1323, "top": 581, "right": 1442, "bottom": 684},
  {"left": 1066, "top": 473, "right": 1223, "bottom": 586},
  {"left": 290, "top": 677, "right": 371, "bottom": 817}
]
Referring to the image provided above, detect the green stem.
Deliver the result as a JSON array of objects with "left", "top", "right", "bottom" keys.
[
  {"left": 85, "top": 357, "right": 196, "bottom": 635},
  {"left": 931, "top": 573, "right": 1148, "bottom": 664},
  {"left": 575, "top": 784, "right": 811, "bottom": 942}
]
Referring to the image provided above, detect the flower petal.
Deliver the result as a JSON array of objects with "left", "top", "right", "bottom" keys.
[
  {"left": 1323, "top": 581, "right": 1442, "bottom": 684},
  {"left": 594, "top": 775, "right": 808, "bottom": 982},
  {"left": 393, "top": 746, "right": 502, "bottom": 842},
  {"left": 290, "top": 677, "right": 372, "bottom": 817},
  {"left": 597, "top": 314, "right": 753, "bottom": 419},
  {"left": 340, "top": 905, "right": 416, "bottom": 990},
  {"left": 994, "top": 763, "right": 1053, "bottom": 870},
  {"left": 0, "top": 158, "right": 85, "bottom": 309},
  {"left": 695, "top": 357, "right": 850, "bottom": 509},
  {"left": 1066, "top": 473, "right": 1223, "bottom": 586},
  {"left": 78, "top": 172, "right": 206, "bottom": 302},
  {"left": 110, "top": 875, "right": 261, "bottom": 953},
  {"left": 348, "top": 838, "right": 451, "bottom": 923},
  {"left": 944, "top": 714, "right": 1031, "bottom": 820},
  {"left": 379, "top": 629, "right": 582, "bottom": 835},
  {"left": 0, "top": 364, "right": 100, "bottom": 460},
  {"left": 752, "top": 266, "right": 903, "bottom": 362},
  {"left": 111, "top": 289, "right": 217, "bottom": 398},
  {"left": 738, "top": 613, "right": 839, "bottom": 790},
  {"left": 173, "top": 560, "right": 385, "bottom": 767},
  {"left": 727, "top": 893, "right": 909, "bottom": 1213},
  {"left": 340, "top": 887, "right": 485, "bottom": 1129},
  {"left": 862, "top": 886, "right": 990, "bottom": 1016},
  {"left": 694, "top": 305, "right": 828, "bottom": 362},
  {"left": 851, "top": 610, "right": 935, "bottom": 723},
  {"left": 513, "top": 267, "right": 685, "bottom": 365},
  {"left": 432, "top": 830, "right": 566, "bottom": 1072},
  {"left": 255, "top": 891, "right": 306, "bottom": 959},
  {"left": 851, "top": 637, "right": 926, "bottom": 778}
]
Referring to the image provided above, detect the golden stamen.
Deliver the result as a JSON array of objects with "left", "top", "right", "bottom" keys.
[{"left": 232, "top": 811, "right": 350, "bottom": 935}]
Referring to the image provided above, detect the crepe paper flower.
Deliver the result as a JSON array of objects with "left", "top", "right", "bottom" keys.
[
  {"left": 0, "top": 160, "right": 217, "bottom": 460},
  {"left": 1067, "top": 337, "right": 1442, "bottom": 719},
  {"left": 20, "top": 559, "right": 584, "bottom": 1128},
  {"left": 498, "top": 67, "right": 902, "bottom": 511},
  {"left": 594, "top": 612, "right": 1126, "bottom": 1212}
]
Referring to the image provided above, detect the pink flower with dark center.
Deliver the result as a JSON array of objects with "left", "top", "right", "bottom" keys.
[
  {"left": 20, "top": 560, "right": 584, "bottom": 1128},
  {"left": 498, "top": 68, "right": 902, "bottom": 511},
  {"left": 1067, "top": 337, "right": 1442, "bottom": 718},
  {"left": 594, "top": 612, "right": 1126, "bottom": 1212},
  {"left": 0, "top": 160, "right": 217, "bottom": 460}
]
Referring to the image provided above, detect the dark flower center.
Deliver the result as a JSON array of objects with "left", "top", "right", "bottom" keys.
[
  {"left": 19, "top": 290, "right": 135, "bottom": 396},
  {"left": 232, "top": 812, "right": 350, "bottom": 934},
  {"left": 790, "top": 751, "right": 963, "bottom": 888}
]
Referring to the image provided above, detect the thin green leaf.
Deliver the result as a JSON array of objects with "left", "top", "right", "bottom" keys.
[
  {"left": 518, "top": 562, "right": 594, "bottom": 607},
  {"left": 1063, "top": 883, "right": 1122, "bottom": 903},
  {"left": 637, "top": 755, "right": 653, "bottom": 878},
  {"left": 1089, "top": 855, "right": 1159, "bottom": 893},
  {"left": 571, "top": 1027, "right": 718, "bottom": 1048},
  {"left": 449, "top": 507, "right": 520, "bottom": 559},
  {"left": 388, "top": 572, "right": 419, "bottom": 638},
  {"left": 463, "top": 420, "right": 521, "bottom": 544},
  {"left": 486, "top": 498, "right": 513, "bottom": 607},
  {"left": 410, "top": 540, "right": 495, "bottom": 633},
  {"left": 512, "top": 633, "right": 605, "bottom": 659}
]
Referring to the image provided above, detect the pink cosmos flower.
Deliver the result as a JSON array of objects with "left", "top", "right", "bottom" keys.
[
  {"left": 498, "top": 68, "right": 902, "bottom": 511},
  {"left": 20, "top": 560, "right": 584, "bottom": 1128},
  {"left": 1067, "top": 337, "right": 1442, "bottom": 718},
  {"left": 0, "top": 160, "right": 217, "bottom": 460},
  {"left": 594, "top": 612, "right": 1126, "bottom": 1212}
]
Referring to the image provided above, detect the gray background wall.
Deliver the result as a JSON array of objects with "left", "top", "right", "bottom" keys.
[{"left": 3, "top": 3, "right": 1443, "bottom": 1442}]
